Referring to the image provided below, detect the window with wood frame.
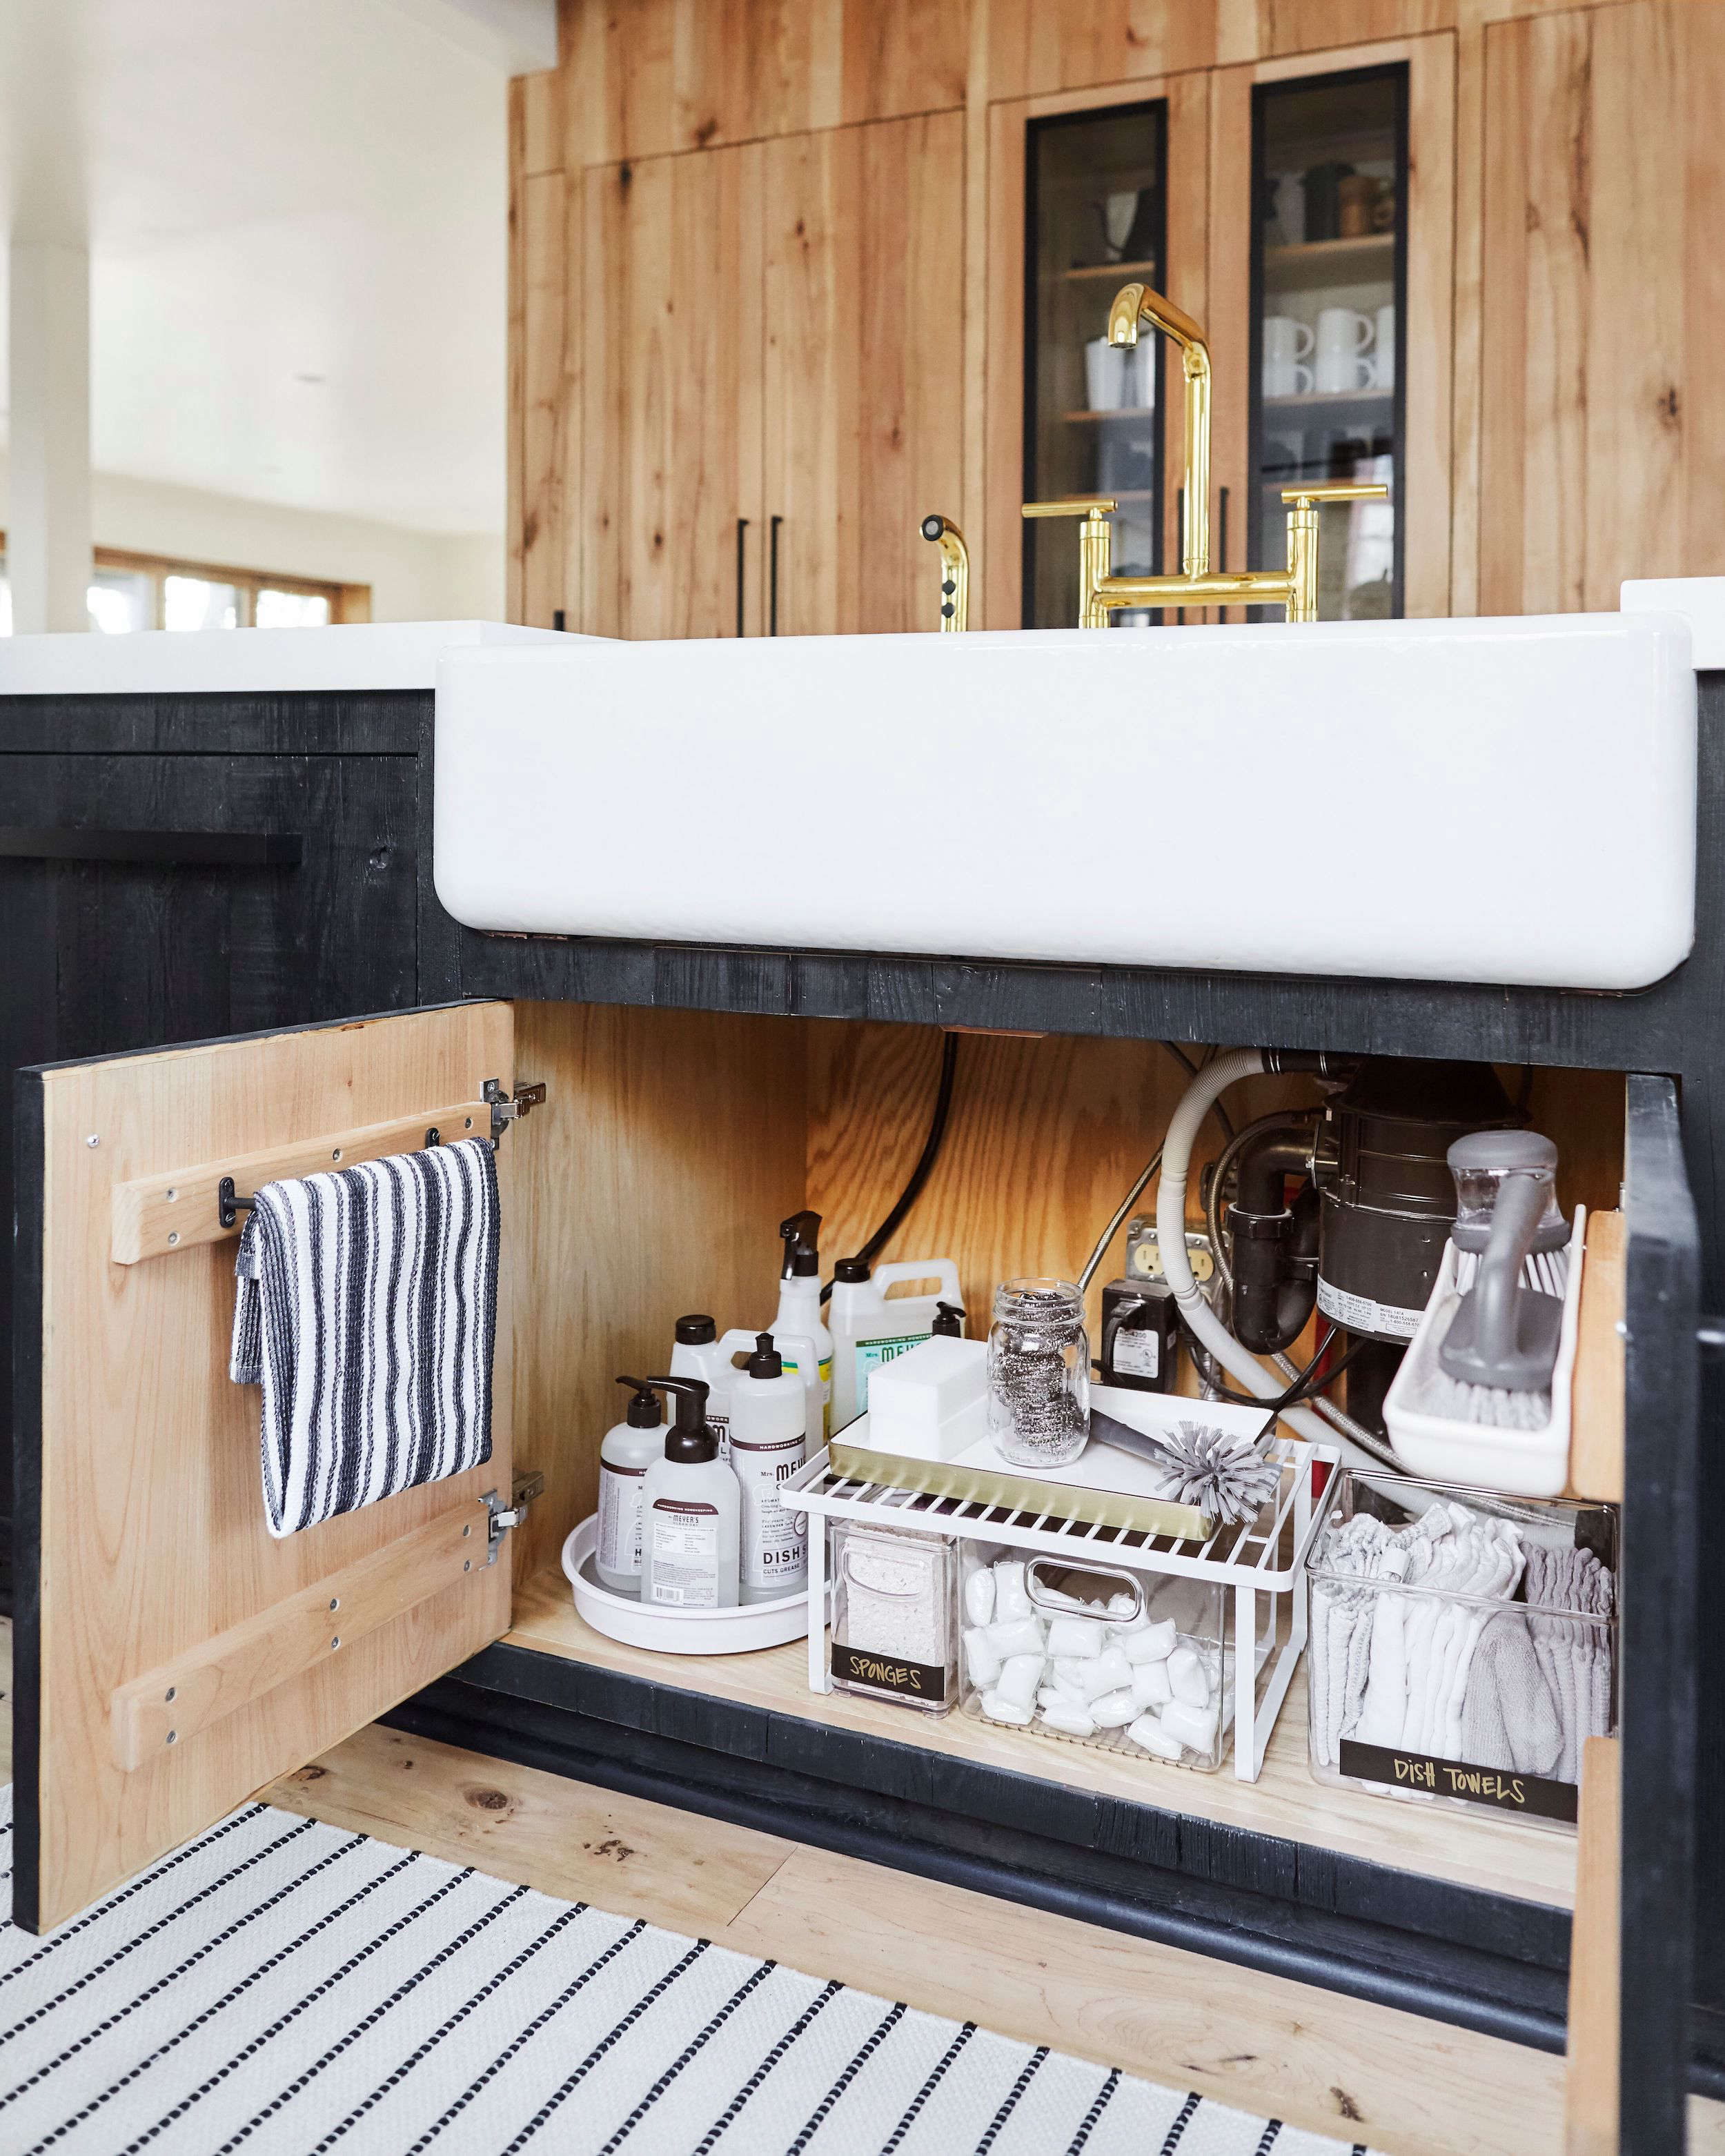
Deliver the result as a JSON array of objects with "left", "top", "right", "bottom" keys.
[{"left": 0, "top": 536, "right": 370, "bottom": 633}]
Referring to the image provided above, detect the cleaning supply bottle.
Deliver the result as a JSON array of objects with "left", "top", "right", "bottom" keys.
[
  {"left": 669, "top": 1313, "right": 759, "bottom": 1460},
  {"left": 773, "top": 1211, "right": 834, "bottom": 1443},
  {"left": 828, "top": 1256, "right": 964, "bottom": 1431},
  {"left": 595, "top": 1376, "right": 665, "bottom": 1597},
  {"left": 640, "top": 1378, "right": 740, "bottom": 1610},
  {"left": 729, "top": 1332, "right": 811, "bottom": 1603}
]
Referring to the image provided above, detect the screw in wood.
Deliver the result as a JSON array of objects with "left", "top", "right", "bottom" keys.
[
  {"left": 166, "top": 1188, "right": 178, "bottom": 1202},
  {"left": 86, "top": 1135, "right": 99, "bottom": 1148},
  {"left": 165, "top": 1686, "right": 176, "bottom": 1701},
  {"left": 331, "top": 1149, "right": 342, "bottom": 1161},
  {"left": 462, "top": 1523, "right": 471, "bottom": 1537},
  {"left": 167, "top": 1233, "right": 179, "bottom": 1246},
  {"left": 329, "top": 1598, "right": 339, "bottom": 1611},
  {"left": 463, "top": 1559, "right": 471, "bottom": 1572},
  {"left": 166, "top": 1730, "right": 177, "bottom": 1745},
  {"left": 331, "top": 1636, "right": 341, "bottom": 1650}
]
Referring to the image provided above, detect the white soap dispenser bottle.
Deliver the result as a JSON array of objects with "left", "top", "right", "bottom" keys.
[
  {"left": 595, "top": 1375, "right": 665, "bottom": 1597},
  {"left": 729, "top": 1332, "right": 811, "bottom": 1603},
  {"left": 640, "top": 1377, "right": 740, "bottom": 1610},
  {"left": 773, "top": 1210, "right": 834, "bottom": 1443}
]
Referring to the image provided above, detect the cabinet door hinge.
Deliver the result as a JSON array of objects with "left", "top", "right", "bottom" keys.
[
  {"left": 484, "top": 1078, "right": 547, "bottom": 1146},
  {"left": 483, "top": 1471, "right": 545, "bottom": 1563}
]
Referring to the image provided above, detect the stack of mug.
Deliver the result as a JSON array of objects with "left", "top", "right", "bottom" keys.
[{"left": 1263, "top": 303, "right": 1395, "bottom": 399}]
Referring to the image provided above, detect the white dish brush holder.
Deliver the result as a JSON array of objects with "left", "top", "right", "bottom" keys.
[
  {"left": 791, "top": 1435, "right": 1340, "bottom": 1782},
  {"left": 1383, "top": 1204, "right": 1586, "bottom": 1499}
]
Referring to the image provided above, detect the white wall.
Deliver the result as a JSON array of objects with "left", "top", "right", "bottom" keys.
[{"left": 0, "top": 454, "right": 506, "bottom": 622}]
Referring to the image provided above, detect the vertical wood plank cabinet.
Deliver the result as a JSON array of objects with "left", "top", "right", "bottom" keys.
[{"left": 516, "top": 0, "right": 1725, "bottom": 633}]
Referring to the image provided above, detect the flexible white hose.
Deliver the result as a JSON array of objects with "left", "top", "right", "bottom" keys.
[{"left": 1155, "top": 1047, "right": 1338, "bottom": 1452}]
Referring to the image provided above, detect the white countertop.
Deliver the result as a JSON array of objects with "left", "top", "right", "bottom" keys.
[
  {"left": 1621, "top": 577, "right": 1725, "bottom": 668},
  {"left": 0, "top": 621, "right": 579, "bottom": 697}
]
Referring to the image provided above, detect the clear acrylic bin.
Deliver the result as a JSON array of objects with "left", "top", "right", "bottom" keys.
[
  {"left": 1305, "top": 1469, "right": 1617, "bottom": 1832},
  {"left": 956, "top": 1544, "right": 1258, "bottom": 1773},
  {"left": 827, "top": 1519, "right": 959, "bottom": 1715}
]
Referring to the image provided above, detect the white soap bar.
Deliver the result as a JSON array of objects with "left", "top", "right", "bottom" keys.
[
  {"left": 1040, "top": 1702, "right": 1097, "bottom": 1737},
  {"left": 1167, "top": 1646, "right": 1213, "bottom": 1707},
  {"left": 995, "top": 1652, "right": 1045, "bottom": 1710},
  {"left": 1053, "top": 1652, "right": 1129, "bottom": 1703},
  {"left": 1131, "top": 1660, "right": 1173, "bottom": 1710},
  {"left": 992, "top": 1561, "right": 1032, "bottom": 1623},
  {"left": 1161, "top": 1697, "right": 1220, "bottom": 1752},
  {"left": 963, "top": 1627, "right": 1001, "bottom": 1690},
  {"left": 963, "top": 1566, "right": 995, "bottom": 1629},
  {"left": 865, "top": 1336, "right": 989, "bottom": 1460},
  {"left": 1090, "top": 1690, "right": 1138, "bottom": 1728},
  {"left": 1121, "top": 1618, "right": 1177, "bottom": 1665},
  {"left": 1087, "top": 1645, "right": 1134, "bottom": 1697},
  {"left": 980, "top": 1688, "right": 1034, "bottom": 1725},
  {"left": 1045, "top": 1613, "right": 1106, "bottom": 1659},
  {"left": 985, "top": 1614, "right": 1044, "bottom": 1658},
  {"left": 1127, "top": 1714, "right": 1185, "bottom": 1761}
]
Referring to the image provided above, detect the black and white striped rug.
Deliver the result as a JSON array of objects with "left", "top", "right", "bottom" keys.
[{"left": 0, "top": 1791, "right": 1374, "bottom": 2155}]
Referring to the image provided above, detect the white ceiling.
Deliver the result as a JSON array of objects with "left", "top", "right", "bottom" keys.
[{"left": 0, "top": 0, "right": 555, "bottom": 535}]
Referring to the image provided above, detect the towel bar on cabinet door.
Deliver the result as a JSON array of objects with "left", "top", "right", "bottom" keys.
[{"left": 110, "top": 1078, "right": 548, "bottom": 1263}]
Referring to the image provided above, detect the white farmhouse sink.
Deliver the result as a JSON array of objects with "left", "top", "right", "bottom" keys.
[{"left": 435, "top": 613, "right": 1696, "bottom": 992}]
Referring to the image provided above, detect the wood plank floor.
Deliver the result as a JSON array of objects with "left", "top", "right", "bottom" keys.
[{"left": 262, "top": 1720, "right": 1559, "bottom": 2156}]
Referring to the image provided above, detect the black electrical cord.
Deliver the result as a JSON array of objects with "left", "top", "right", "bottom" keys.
[
  {"left": 820, "top": 1032, "right": 960, "bottom": 1305},
  {"left": 1204, "top": 1330, "right": 1368, "bottom": 1415}
]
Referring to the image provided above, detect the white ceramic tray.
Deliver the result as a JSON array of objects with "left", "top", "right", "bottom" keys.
[{"left": 560, "top": 1517, "right": 818, "bottom": 1655}]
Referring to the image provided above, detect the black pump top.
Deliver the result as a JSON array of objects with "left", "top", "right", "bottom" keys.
[
  {"left": 615, "top": 1375, "right": 664, "bottom": 1429},
  {"left": 831, "top": 1258, "right": 869, "bottom": 1285},
  {"left": 674, "top": 1314, "right": 716, "bottom": 1346},
  {"left": 780, "top": 1209, "right": 822, "bottom": 1278},
  {"left": 746, "top": 1332, "right": 784, "bottom": 1380},
  {"left": 644, "top": 1376, "right": 718, "bottom": 1462},
  {"left": 931, "top": 1300, "right": 965, "bottom": 1338}
]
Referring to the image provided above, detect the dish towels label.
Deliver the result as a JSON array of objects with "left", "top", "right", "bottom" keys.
[{"left": 1339, "top": 1738, "right": 1578, "bottom": 1823}]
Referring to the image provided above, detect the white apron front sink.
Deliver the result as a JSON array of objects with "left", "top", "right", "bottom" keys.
[{"left": 434, "top": 613, "right": 1695, "bottom": 993}]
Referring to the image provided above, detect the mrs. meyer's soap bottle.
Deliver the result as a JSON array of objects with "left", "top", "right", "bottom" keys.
[
  {"left": 729, "top": 1332, "right": 810, "bottom": 1603},
  {"left": 595, "top": 1376, "right": 664, "bottom": 1596},
  {"left": 640, "top": 1378, "right": 740, "bottom": 1610}
]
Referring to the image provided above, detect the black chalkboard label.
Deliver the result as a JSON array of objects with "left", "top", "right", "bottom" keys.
[
  {"left": 831, "top": 1643, "right": 947, "bottom": 1703},
  {"left": 1339, "top": 1740, "right": 1578, "bottom": 1823}
]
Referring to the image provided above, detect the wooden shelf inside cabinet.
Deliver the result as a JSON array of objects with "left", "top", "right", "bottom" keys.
[
  {"left": 506, "top": 1570, "right": 1578, "bottom": 1915},
  {"left": 1263, "top": 390, "right": 1392, "bottom": 413},
  {"left": 1062, "top": 408, "right": 1159, "bottom": 424},
  {"left": 1264, "top": 235, "right": 1394, "bottom": 290},
  {"left": 1059, "top": 258, "right": 1159, "bottom": 285}
]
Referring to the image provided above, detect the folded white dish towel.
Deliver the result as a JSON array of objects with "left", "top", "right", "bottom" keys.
[{"left": 229, "top": 1138, "right": 500, "bottom": 1537}]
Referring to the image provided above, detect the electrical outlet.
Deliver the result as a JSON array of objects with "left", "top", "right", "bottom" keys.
[{"left": 1123, "top": 1217, "right": 1215, "bottom": 1285}]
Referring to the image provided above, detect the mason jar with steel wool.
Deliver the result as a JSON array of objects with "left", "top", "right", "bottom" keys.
[{"left": 987, "top": 1278, "right": 1090, "bottom": 1467}]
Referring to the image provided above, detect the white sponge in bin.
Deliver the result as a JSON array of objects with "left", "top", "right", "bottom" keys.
[{"left": 862, "top": 1336, "right": 987, "bottom": 1461}]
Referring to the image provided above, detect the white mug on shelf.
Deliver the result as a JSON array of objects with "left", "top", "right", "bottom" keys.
[
  {"left": 1262, "top": 315, "right": 1314, "bottom": 401},
  {"left": 1372, "top": 303, "right": 1396, "bottom": 390},
  {"left": 1125, "top": 338, "right": 1157, "bottom": 408},
  {"left": 1084, "top": 335, "right": 1128, "bottom": 413},
  {"left": 1314, "top": 306, "right": 1374, "bottom": 394},
  {"left": 1263, "top": 355, "right": 1314, "bottom": 399}
]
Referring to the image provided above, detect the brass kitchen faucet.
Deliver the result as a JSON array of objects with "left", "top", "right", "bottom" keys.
[
  {"left": 920, "top": 513, "right": 969, "bottom": 631},
  {"left": 1023, "top": 281, "right": 1388, "bottom": 627}
]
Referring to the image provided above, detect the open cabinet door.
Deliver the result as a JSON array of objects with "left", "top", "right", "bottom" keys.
[{"left": 13, "top": 1001, "right": 517, "bottom": 1932}]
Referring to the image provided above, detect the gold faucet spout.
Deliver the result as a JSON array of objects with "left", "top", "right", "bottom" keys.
[
  {"left": 920, "top": 513, "right": 969, "bottom": 631},
  {"left": 1107, "top": 281, "right": 1211, "bottom": 578}
]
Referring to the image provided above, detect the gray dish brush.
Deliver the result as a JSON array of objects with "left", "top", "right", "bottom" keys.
[
  {"left": 1089, "top": 1409, "right": 1281, "bottom": 1527},
  {"left": 1428, "top": 1134, "right": 1566, "bottom": 1430}
]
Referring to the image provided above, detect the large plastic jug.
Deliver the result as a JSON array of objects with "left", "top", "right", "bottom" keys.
[
  {"left": 828, "top": 1258, "right": 963, "bottom": 1432},
  {"left": 669, "top": 1317, "right": 762, "bottom": 1459}
]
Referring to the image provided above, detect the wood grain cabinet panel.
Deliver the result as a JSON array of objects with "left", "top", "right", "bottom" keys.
[
  {"left": 762, "top": 110, "right": 965, "bottom": 635},
  {"left": 1477, "top": 0, "right": 1725, "bottom": 613},
  {"left": 557, "top": 0, "right": 969, "bottom": 165},
  {"left": 580, "top": 144, "right": 765, "bottom": 639}
]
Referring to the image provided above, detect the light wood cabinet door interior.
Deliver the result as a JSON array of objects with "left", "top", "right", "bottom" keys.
[
  {"left": 14, "top": 1003, "right": 516, "bottom": 1932},
  {"left": 762, "top": 111, "right": 966, "bottom": 636},
  {"left": 1476, "top": 0, "right": 1725, "bottom": 615},
  {"left": 581, "top": 143, "right": 766, "bottom": 639}
]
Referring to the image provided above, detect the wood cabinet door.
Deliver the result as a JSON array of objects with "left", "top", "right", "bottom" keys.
[
  {"left": 580, "top": 144, "right": 765, "bottom": 638},
  {"left": 12, "top": 1001, "right": 516, "bottom": 1932},
  {"left": 762, "top": 111, "right": 965, "bottom": 636}
]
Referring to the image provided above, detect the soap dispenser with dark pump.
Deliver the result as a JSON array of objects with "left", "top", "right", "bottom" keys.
[
  {"left": 931, "top": 1300, "right": 965, "bottom": 1338},
  {"left": 730, "top": 1332, "right": 811, "bottom": 1603},
  {"left": 640, "top": 1378, "right": 741, "bottom": 1610},
  {"left": 595, "top": 1376, "right": 664, "bottom": 1597},
  {"left": 773, "top": 1211, "right": 834, "bottom": 1442}
]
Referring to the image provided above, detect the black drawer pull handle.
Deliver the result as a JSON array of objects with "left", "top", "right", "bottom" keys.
[{"left": 0, "top": 828, "right": 304, "bottom": 867}]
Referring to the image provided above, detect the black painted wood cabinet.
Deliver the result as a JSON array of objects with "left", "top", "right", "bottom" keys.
[
  {"left": 6, "top": 673, "right": 1718, "bottom": 2154},
  {"left": 0, "top": 692, "right": 426, "bottom": 1593}
]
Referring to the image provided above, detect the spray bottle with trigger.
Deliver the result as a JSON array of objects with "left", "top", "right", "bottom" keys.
[{"left": 774, "top": 1211, "right": 834, "bottom": 1444}]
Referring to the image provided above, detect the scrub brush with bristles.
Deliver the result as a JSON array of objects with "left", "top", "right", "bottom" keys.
[{"left": 1090, "top": 1410, "right": 1281, "bottom": 1527}]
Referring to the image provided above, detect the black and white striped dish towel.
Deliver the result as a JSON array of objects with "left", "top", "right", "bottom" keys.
[{"left": 229, "top": 1138, "right": 500, "bottom": 1537}]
